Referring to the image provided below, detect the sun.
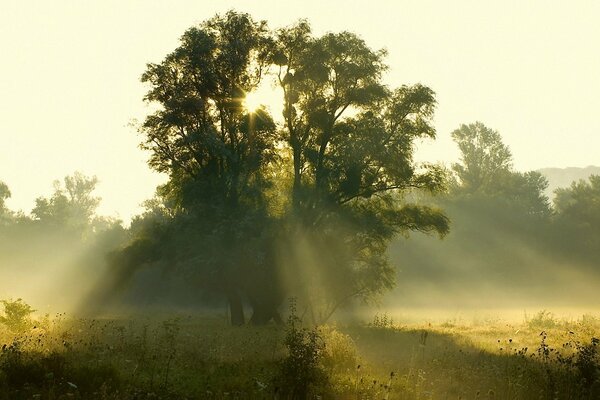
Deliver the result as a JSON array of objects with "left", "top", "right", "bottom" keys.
[
  {"left": 242, "top": 90, "right": 264, "bottom": 113},
  {"left": 241, "top": 84, "right": 284, "bottom": 118}
]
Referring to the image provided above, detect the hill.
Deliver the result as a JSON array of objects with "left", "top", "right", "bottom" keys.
[{"left": 538, "top": 165, "right": 600, "bottom": 199}]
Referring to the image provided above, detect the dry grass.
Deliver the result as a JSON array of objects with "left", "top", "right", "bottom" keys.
[{"left": 0, "top": 309, "right": 598, "bottom": 399}]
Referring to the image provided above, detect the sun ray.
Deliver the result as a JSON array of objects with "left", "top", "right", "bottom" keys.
[{"left": 243, "top": 91, "right": 264, "bottom": 113}]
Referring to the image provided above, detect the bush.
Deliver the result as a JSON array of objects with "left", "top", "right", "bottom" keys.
[
  {"left": 370, "top": 312, "right": 395, "bottom": 329},
  {"left": 320, "top": 326, "right": 358, "bottom": 373},
  {"left": 274, "top": 300, "right": 328, "bottom": 398},
  {"left": 0, "top": 339, "right": 121, "bottom": 398},
  {"left": 526, "top": 310, "right": 559, "bottom": 330}
]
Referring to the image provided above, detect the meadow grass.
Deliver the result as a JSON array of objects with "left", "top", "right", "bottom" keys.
[{"left": 0, "top": 308, "right": 598, "bottom": 399}]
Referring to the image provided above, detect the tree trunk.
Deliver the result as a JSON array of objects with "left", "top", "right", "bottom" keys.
[
  {"left": 227, "top": 290, "right": 245, "bottom": 326},
  {"left": 292, "top": 143, "right": 302, "bottom": 209},
  {"left": 249, "top": 300, "right": 283, "bottom": 325}
]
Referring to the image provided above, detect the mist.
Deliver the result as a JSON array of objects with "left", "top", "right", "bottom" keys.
[
  {"left": 1, "top": 8, "right": 599, "bottom": 399},
  {"left": 2, "top": 168, "right": 598, "bottom": 318}
]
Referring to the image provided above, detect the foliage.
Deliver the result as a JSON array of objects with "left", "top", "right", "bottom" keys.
[
  {"left": 384, "top": 122, "right": 591, "bottom": 308},
  {"left": 0, "top": 299, "right": 35, "bottom": 333},
  {"left": 553, "top": 175, "right": 600, "bottom": 260},
  {"left": 0, "top": 173, "right": 128, "bottom": 315},
  {"left": 370, "top": 312, "right": 395, "bottom": 329},
  {"left": 130, "top": 11, "right": 451, "bottom": 325},
  {"left": 0, "top": 339, "right": 121, "bottom": 399},
  {"left": 451, "top": 122, "right": 513, "bottom": 193},
  {"left": 274, "top": 301, "right": 328, "bottom": 398},
  {"left": 557, "top": 337, "right": 600, "bottom": 391},
  {"left": 273, "top": 19, "right": 450, "bottom": 322},
  {"left": 0, "top": 182, "right": 11, "bottom": 224},
  {"left": 500, "top": 170, "right": 552, "bottom": 217},
  {"left": 31, "top": 172, "right": 102, "bottom": 235},
  {"left": 136, "top": 11, "right": 280, "bottom": 326},
  {"left": 450, "top": 122, "right": 551, "bottom": 217},
  {"left": 526, "top": 310, "right": 559, "bottom": 330},
  {"left": 0, "top": 182, "right": 9, "bottom": 205},
  {"left": 0, "top": 182, "right": 17, "bottom": 229},
  {"left": 554, "top": 175, "right": 600, "bottom": 220},
  {"left": 320, "top": 325, "right": 358, "bottom": 373},
  {"left": 139, "top": 10, "right": 276, "bottom": 209},
  {"left": 0, "top": 308, "right": 597, "bottom": 399}
]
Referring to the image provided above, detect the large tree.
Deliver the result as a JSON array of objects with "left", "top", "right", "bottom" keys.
[
  {"left": 138, "top": 11, "right": 278, "bottom": 325},
  {"left": 133, "top": 12, "right": 449, "bottom": 325},
  {"left": 270, "top": 22, "right": 449, "bottom": 323}
]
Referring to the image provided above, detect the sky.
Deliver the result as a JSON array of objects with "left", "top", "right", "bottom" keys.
[{"left": 1, "top": 1, "right": 599, "bottom": 222}]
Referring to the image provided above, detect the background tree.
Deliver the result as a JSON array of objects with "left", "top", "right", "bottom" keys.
[
  {"left": 386, "top": 122, "right": 559, "bottom": 308},
  {"left": 450, "top": 121, "right": 551, "bottom": 218},
  {"left": 448, "top": 122, "right": 552, "bottom": 249},
  {"left": 499, "top": 170, "right": 552, "bottom": 218},
  {"left": 451, "top": 122, "right": 513, "bottom": 194},
  {"left": 554, "top": 175, "right": 600, "bottom": 226},
  {"left": 0, "top": 181, "right": 13, "bottom": 225},
  {"left": 0, "top": 173, "right": 126, "bottom": 312},
  {"left": 31, "top": 172, "right": 101, "bottom": 235},
  {"left": 0, "top": 181, "right": 10, "bottom": 208},
  {"left": 552, "top": 175, "right": 600, "bottom": 264}
]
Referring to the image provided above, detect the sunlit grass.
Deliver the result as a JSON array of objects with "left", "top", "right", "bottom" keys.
[{"left": 0, "top": 307, "right": 598, "bottom": 399}]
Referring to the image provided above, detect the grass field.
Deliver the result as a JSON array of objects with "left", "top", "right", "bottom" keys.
[{"left": 0, "top": 306, "right": 598, "bottom": 399}]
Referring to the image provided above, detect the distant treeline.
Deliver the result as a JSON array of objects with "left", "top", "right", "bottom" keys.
[
  {"left": 388, "top": 123, "right": 600, "bottom": 309},
  {"left": 2, "top": 11, "right": 599, "bottom": 322},
  {"left": 1, "top": 125, "right": 598, "bottom": 317}
]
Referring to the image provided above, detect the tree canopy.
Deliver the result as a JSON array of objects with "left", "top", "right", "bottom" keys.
[
  {"left": 451, "top": 122, "right": 513, "bottom": 194},
  {"left": 32, "top": 172, "right": 102, "bottom": 234},
  {"left": 271, "top": 22, "right": 449, "bottom": 322},
  {"left": 0, "top": 181, "right": 12, "bottom": 225},
  {"left": 450, "top": 121, "right": 551, "bottom": 218},
  {"left": 3, "top": 12, "right": 600, "bottom": 323},
  {"left": 121, "top": 11, "right": 451, "bottom": 325},
  {"left": 553, "top": 175, "right": 600, "bottom": 259}
]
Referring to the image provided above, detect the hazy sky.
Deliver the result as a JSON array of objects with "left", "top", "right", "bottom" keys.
[{"left": 1, "top": 1, "right": 599, "bottom": 222}]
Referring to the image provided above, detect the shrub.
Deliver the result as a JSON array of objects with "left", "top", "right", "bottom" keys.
[
  {"left": 320, "top": 326, "right": 358, "bottom": 373},
  {"left": 274, "top": 299, "right": 328, "bottom": 398},
  {"left": 370, "top": 312, "right": 394, "bottom": 329},
  {"left": 526, "top": 310, "right": 558, "bottom": 330}
]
